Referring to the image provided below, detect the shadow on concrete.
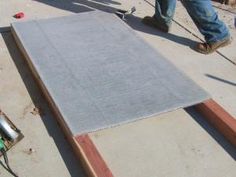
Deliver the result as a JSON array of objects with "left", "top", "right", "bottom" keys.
[
  {"left": 205, "top": 74, "right": 236, "bottom": 87},
  {"left": 34, "top": 0, "right": 197, "bottom": 48},
  {"left": 0, "top": 27, "right": 11, "bottom": 33},
  {"left": 35, "top": 0, "right": 119, "bottom": 13},
  {"left": 185, "top": 107, "right": 236, "bottom": 160},
  {"left": 1, "top": 32, "right": 86, "bottom": 177},
  {"left": 126, "top": 15, "right": 198, "bottom": 48}
]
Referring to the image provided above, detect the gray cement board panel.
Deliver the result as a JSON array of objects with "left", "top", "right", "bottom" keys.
[{"left": 11, "top": 11, "right": 209, "bottom": 135}]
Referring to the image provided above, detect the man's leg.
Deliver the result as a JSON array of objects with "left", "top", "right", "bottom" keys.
[
  {"left": 182, "top": 0, "right": 231, "bottom": 53},
  {"left": 142, "top": 0, "right": 176, "bottom": 32},
  {"left": 154, "top": 0, "right": 176, "bottom": 29}
]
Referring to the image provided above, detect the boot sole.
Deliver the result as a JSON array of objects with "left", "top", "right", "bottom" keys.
[{"left": 196, "top": 38, "right": 231, "bottom": 54}]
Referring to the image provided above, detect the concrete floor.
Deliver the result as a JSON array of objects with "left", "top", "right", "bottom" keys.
[
  {"left": 0, "top": 0, "right": 235, "bottom": 177},
  {"left": 90, "top": 109, "right": 236, "bottom": 177},
  {"left": 0, "top": 33, "right": 86, "bottom": 177}
]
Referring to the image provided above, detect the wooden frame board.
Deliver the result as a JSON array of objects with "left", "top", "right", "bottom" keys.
[{"left": 194, "top": 99, "right": 236, "bottom": 147}]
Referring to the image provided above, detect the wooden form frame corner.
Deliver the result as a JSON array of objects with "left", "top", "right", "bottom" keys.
[{"left": 194, "top": 99, "right": 236, "bottom": 147}]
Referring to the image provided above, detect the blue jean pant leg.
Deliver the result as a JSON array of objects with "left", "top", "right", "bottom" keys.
[
  {"left": 155, "top": 0, "right": 176, "bottom": 29},
  {"left": 182, "top": 0, "right": 230, "bottom": 43}
]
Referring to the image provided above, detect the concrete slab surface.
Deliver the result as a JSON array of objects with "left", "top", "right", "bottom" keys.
[
  {"left": 0, "top": 0, "right": 235, "bottom": 177},
  {"left": 12, "top": 11, "right": 208, "bottom": 135}
]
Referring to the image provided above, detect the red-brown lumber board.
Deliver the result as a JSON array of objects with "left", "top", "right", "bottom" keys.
[
  {"left": 74, "top": 135, "right": 114, "bottom": 177},
  {"left": 194, "top": 99, "right": 236, "bottom": 147}
]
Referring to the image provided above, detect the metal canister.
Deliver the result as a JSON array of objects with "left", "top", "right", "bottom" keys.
[{"left": 0, "top": 115, "right": 19, "bottom": 142}]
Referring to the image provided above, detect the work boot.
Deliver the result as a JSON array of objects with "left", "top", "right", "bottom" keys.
[
  {"left": 195, "top": 37, "right": 231, "bottom": 54},
  {"left": 142, "top": 16, "right": 169, "bottom": 33}
]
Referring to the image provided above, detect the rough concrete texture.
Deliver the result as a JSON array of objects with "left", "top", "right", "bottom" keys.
[
  {"left": 0, "top": 0, "right": 235, "bottom": 177},
  {"left": 12, "top": 11, "right": 208, "bottom": 135},
  {"left": 212, "top": 1, "right": 236, "bottom": 13}
]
